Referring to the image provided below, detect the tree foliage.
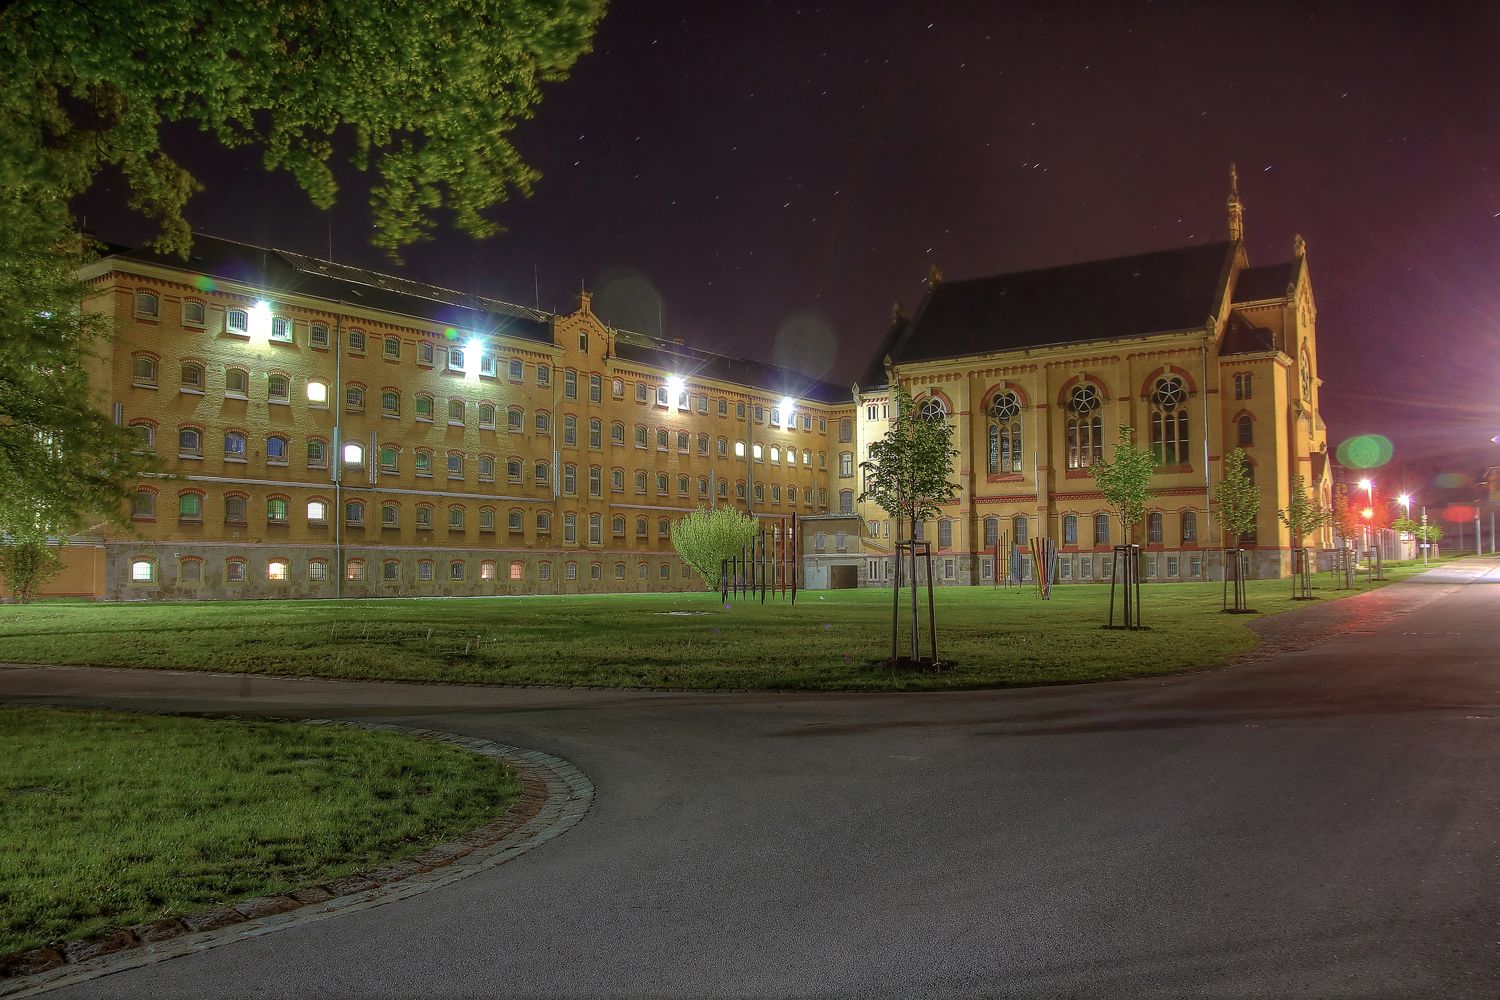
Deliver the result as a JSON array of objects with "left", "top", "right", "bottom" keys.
[
  {"left": 1, "top": 0, "right": 607, "bottom": 257},
  {"left": 0, "top": 531, "right": 63, "bottom": 604},
  {"left": 858, "top": 386, "right": 961, "bottom": 536},
  {"left": 1329, "top": 483, "right": 1361, "bottom": 546},
  {"left": 0, "top": 221, "right": 157, "bottom": 538},
  {"left": 1, "top": 0, "right": 604, "bottom": 537},
  {"left": 670, "top": 506, "right": 758, "bottom": 591},
  {"left": 1213, "top": 447, "right": 1261, "bottom": 545},
  {"left": 1092, "top": 426, "right": 1155, "bottom": 538},
  {"left": 1277, "top": 473, "right": 1329, "bottom": 547}
]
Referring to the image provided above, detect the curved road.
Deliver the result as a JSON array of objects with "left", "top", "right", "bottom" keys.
[{"left": 6, "top": 558, "right": 1500, "bottom": 998}]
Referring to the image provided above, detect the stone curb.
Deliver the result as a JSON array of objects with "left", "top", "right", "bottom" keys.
[{"left": 0, "top": 717, "right": 593, "bottom": 998}]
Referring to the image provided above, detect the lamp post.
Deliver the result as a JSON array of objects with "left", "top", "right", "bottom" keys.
[
  {"left": 1421, "top": 505, "right": 1429, "bottom": 565},
  {"left": 1358, "top": 478, "right": 1374, "bottom": 553},
  {"left": 1398, "top": 493, "right": 1412, "bottom": 560}
]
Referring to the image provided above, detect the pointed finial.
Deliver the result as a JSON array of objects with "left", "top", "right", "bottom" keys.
[
  {"left": 927, "top": 263, "right": 943, "bottom": 288},
  {"left": 891, "top": 301, "right": 906, "bottom": 323},
  {"left": 1226, "top": 163, "right": 1244, "bottom": 241},
  {"left": 1293, "top": 233, "right": 1307, "bottom": 257}
]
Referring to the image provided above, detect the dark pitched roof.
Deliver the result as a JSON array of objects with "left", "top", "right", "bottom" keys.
[
  {"left": 613, "top": 331, "right": 848, "bottom": 405},
  {"left": 102, "top": 234, "right": 553, "bottom": 344},
  {"left": 1220, "top": 311, "right": 1277, "bottom": 355},
  {"left": 1232, "top": 260, "right": 1296, "bottom": 302},
  {"left": 866, "top": 242, "right": 1234, "bottom": 386}
]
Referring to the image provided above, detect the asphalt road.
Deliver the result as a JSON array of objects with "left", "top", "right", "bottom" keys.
[{"left": 6, "top": 557, "right": 1500, "bottom": 999}]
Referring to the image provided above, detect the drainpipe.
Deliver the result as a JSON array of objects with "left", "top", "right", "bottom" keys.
[
  {"left": 333, "top": 304, "right": 345, "bottom": 599},
  {"left": 1201, "top": 342, "right": 1213, "bottom": 548}
]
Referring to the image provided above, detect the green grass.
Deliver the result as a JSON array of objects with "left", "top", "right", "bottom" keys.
[
  {"left": 0, "top": 560, "right": 1445, "bottom": 692},
  {"left": 0, "top": 707, "right": 520, "bottom": 956}
]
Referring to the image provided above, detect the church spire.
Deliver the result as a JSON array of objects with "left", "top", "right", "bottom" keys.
[{"left": 1226, "top": 162, "right": 1244, "bottom": 241}]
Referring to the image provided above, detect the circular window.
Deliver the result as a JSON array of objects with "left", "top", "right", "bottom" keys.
[
  {"left": 918, "top": 397, "right": 948, "bottom": 422},
  {"left": 1152, "top": 376, "right": 1186, "bottom": 410},
  {"left": 1068, "top": 384, "right": 1100, "bottom": 414},
  {"left": 988, "top": 391, "right": 1020, "bottom": 422}
]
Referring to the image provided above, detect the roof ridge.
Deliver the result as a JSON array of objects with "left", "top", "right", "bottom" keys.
[{"left": 938, "top": 240, "right": 1233, "bottom": 287}]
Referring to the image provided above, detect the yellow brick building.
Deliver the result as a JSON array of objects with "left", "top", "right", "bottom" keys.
[
  {"left": 13, "top": 168, "right": 1329, "bottom": 601},
  {"left": 834, "top": 168, "right": 1332, "bottom": 587},
  {"left": 61, "top": 236, "right": 850, "bottom": 600}
]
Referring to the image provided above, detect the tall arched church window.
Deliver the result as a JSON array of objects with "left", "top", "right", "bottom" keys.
[
  {"left": 1065, "top": 384, "right": 1103, "bottom": 469},
  {"left": 1300, "top": 343, "right": 1313, "bottom": 400},
  {"left": 918, "top": 396, "right": 947, "bottom": 423},
  {"left": 986, "top": 391, "right": 1022, "bottom": 474},
  {"left": 1149, "top": 376, "right": 1189, "bottom": 465}
]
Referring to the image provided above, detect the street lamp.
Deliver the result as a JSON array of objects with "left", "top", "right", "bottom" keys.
[{"left": 1358, "top": 479, "right": 1374, "bottom": 552}]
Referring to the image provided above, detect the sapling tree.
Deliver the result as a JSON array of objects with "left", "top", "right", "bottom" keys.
[
  {"left": 1092, "top": 426, "right": 1156, "bottom": 626},
  {"left": 1212, "top": 447, "right": 1261, "bottom": 610},
  {"left": 0, "top": 530, "right": 62, "bottom": 604},
  {"left": 1277, "top": 473, "right": 1328, "bottom": 595},
  {"left": 859, "top": 385, "right": 961, "bottom": 663}
]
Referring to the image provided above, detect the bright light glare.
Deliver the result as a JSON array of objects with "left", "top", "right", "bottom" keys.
[
  {"left": 1358, "top": 478, "right": 1372, "bottom": 492},
  {"left": 248, "top": 300, "right": 271, "bottom": 339},
  {"left": 1361, "top": 507, "right": 1374, "bottom": 519},
  {"left": 465, "top": 339, "right": 483, "bottom": 377},
  {"left": 307, "top": 381, "right": 327, "bottom": 403},
  {"left": 1398, "top": 493, "right": 1411, "bottom": 507},
  {"left": 666, "top": 375, "right": 685, "bottom": 406},
  {"left": 780, "top": 396, "right": 796, "bottom": 423}
]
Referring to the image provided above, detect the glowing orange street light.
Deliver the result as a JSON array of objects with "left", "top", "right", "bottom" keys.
[{"left": 1361, "top": 507, "right": 1374, "bottom": 520}]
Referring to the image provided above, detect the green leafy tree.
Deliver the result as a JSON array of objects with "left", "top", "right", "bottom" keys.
[
  {"left": 671, "top": 506, "right": 758, "bottom": 592},
  {"left": 1213, "top": 447, "right": 1261, "bottom": 546},
  {"left": 860, "top": 385, "right": 961, "bottom": 662},
  {"left": 1, "top": 0, "right": 605, "bottom": 539},
  {"left": 859, "top": 386, "right": 961, "bottom": 533},
  {"left": 1277, "top": 473, "right": 1329, "bottom": 548},
  {"left": 1092, "top": 426, "right": 1156, "bottom": 540},
  {"left": 0, "top": 530, "right": 63, "bottom": 604},
  {"left": 1329, "top": 482, "right": 1361, "bottom": 548}
]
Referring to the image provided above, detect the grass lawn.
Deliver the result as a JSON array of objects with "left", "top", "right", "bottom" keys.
[
  {"left": 0, "top": 707, "right": 519, "bottom": 956},
  {"left": 0, "top": 559, "right": 1445, "bottom": 692}
]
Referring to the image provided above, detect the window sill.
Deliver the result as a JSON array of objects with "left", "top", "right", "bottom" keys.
[
  {"left": 416, "top": 416, "right": 433, "bottom": 424},
  {"left": 346, "top": 409, "right": 365, "bottom": 416},
  {"left": 269, "top": 337, "right": 294, "bottom": 346},
  {"left": 179, "top": 387, "right": 205, "bottom": 396},
  {"left": 132, "top": 381, "right": 158, "bottom": 390},
  {"left": 480, "top": 424, "right": 496, "bottom": 432},
  {"left": 308, "top": 463, "right": 328, "bottom": 471},
  {"left": 478, "top": 478, "right": 494, "bottom": 485},
  {"left": 179, "top": 453, "right": 203, "bottom": 461},
  {"left": 308, "top": 403, "right": 329, "bottom": 411},
  {"left": 416, "top": 473, "right": 433, "bottom": 479},
  {"left": 448, "top": 422, "right": 465, "bottom": 428},
  {"left": 309, "top": 521, "right": 328, "bottom": 528},
  {"left": 225, "top": 392, "right": 248, "bottom": 401},
  {"left": 382, "top": 413, "right": 400, "bottom": 419},
  {"left": 267, "top": 459, "right": 288, "bottom": 467},
  {"left": 225, "top": 456, "right": 247, "bottom": 464}
]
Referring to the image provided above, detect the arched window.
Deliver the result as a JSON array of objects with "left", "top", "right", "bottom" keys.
[
  {"left": 918, "top": 396, "right": 947, "bottom": 423},
  {"left": 134, "top": 290, "right": 159, "bottom": 317},
  {"left": 1066, "top": 384, "right": 1103, "bottom": 469},
  {"left": 536, "top": 511, "right": 552, "bottom": 534},
  {"left": 1236, "top": 414, "right": 1253, "bottom": 447},
  {"left": 986, "top": 391, "right": 1022, "bottom": 474},
  {"left": 612, "top": 515, "right": 626, "bottom": 536},
  {"left": 838, "top": 489, "right": 854, "bottom": 514},
  {"left": 178, "top": 427, "right": 202, "bottom": 456},
  {"left": 984, "top": 517, "right": 999, "bottom": 547},
  {"left": 1147, "top": 511, "right": 1164, "bottom": 544},
  {"left": 1012, "top": 515, "right": 1028, "bottom": 546},
  {"left": 938, "top": 519, "right": 953, "bottom": 548},
  {"left": 479, "top": 402, "right": 496, "bottom": 428},
  {"left": 1093, "top": 513, "right": 1111, "bottom": 546},
  {"left": 180, "top": 361, "right": 205, "bottom": 390},
  {"left": 635, "top": 470, "right": 648, "bottom": 493},
  {"left": 266, "top": 435, "right": 288, "bottom": 464},
  {"left": 589, "top": 418, "right": 602, "bottom": 449},
  {"left": 1062, "top": 514, "right": 1078, "bottom": 546},
  {"left": 224, "top": 431, "right": 246, "bottom": 459},
  {"left": 636, "top": 516, "right": 648, "bottom": 538},
  {"left": 132, "top": 355, "right": 157, "bottom": 385},
  {"left": 1181, "top": 511, "right": 1198, "bottom": 543},
  {"left": 225, "top": 367, "right": 249, "bottom": 397},
  {"left": 448, "top": 399, "right": 465, "bottom": 424},
  {"left": 307, "top": 438, "right": 327, "bottom": 467},
  {"left": 343, "top": 441, "right": 364, "bottom": 467},
  {"left": 1149, "top": 376, "right": 1190, "bottom": 465}
]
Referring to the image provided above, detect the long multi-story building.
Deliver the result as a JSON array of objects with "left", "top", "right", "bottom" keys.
[
  {"left": 56, "top": 236, "right": 849, "bottom": 600},
  {"left": 11, "top": 169, "right": 1331, "bottom": 601}
]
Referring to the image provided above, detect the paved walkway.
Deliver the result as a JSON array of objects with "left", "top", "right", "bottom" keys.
[{"left": 4, "top": 557, "right": 1500, "bottom": 998}]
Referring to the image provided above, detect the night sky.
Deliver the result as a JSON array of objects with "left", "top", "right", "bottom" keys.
[{"left": 80, "top": 0, "right": 1500, "bottom": 504}]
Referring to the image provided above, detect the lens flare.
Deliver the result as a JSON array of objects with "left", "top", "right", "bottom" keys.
[
  {"left": 191, "top": 275, "right": 217, "bottom": 292},
  {"left": 1443, "top": 504, "right": 1476, "bottom": 521},
  {"left": 1434, "top": 472, "right": 1470, "bottom": 489},
  {"left": 1335, "top": 434, "right": 1393, "bottom": 470},
  {"left": 444, "top": 327, "right": 460, "bottom": 341}
]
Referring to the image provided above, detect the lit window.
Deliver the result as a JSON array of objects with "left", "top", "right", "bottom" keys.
[
  {"left": 267, "top": 559, "right": 288, "bottom": 581},
  {"left": 226, "top": 559, "right": 247, "bottom": 582},
  {"left": 224, "top": 431, "right": 246, "bottom": 459},
  {"left": 346, "top": 560, "right": 366, "bottom": 581},
  {"left": 343, "top": 442, "right": 364, "bottom": 466},
  {"left": 130, "top": 558, "right": 155, "bottom": 582},
  {"left": 308, "top": 500, "right": 328, "bottom": 523},
  {"left": 307, "top": 380, "right": 328, "bottom": 405},
  {"left": 735, "top": 440, "right": 746, "bottom": 458}
]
